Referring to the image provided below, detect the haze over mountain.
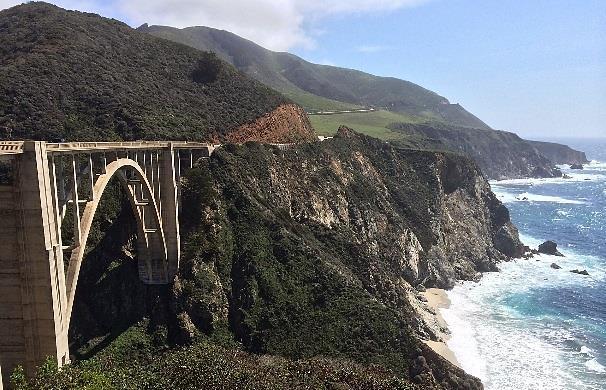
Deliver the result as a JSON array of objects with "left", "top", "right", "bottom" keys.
[
  {"left": 139, "top": 24, "right": 585, "bottom": 179},
  {"left": 140, "top": 24, "right": 489, "bottom": 130}
]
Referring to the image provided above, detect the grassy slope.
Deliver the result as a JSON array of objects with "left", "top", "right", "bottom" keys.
[
  {"left": 309, "top": 110, "right": 446, "bottom": 151},
  {"left": 0, "top": 3, "right": 288, "bottom": 142},
  {"left": 310, "top": 110, "right": 423, "bottom": 139}
]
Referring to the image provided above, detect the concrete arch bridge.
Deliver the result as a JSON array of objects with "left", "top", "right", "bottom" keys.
[{"left": 0, "top": 141, "right": 219, "bottom": 387}]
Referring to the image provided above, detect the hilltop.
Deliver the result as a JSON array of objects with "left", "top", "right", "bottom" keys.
[
  {"left": 0, "top": 2, "right": 314, "bottom": 143},
  {"left": 139, "top": 24, "right": 489, "bottom": 129}
]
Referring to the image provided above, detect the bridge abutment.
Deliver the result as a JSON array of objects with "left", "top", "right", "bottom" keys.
[{"left": 0, "top": 142, "right": 69, "bottom": 388}]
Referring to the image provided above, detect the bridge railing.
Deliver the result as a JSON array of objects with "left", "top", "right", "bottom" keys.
[{"left": 0, "top": 141, "right": 219, "bottom": 155}]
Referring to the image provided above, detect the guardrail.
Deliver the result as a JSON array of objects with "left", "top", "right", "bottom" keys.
[
  {"left": 0, "top": 141, "right": 24, "bottom": 154},
  {"left": 0, "top": 141, "right": 218, "bottom": 155}
]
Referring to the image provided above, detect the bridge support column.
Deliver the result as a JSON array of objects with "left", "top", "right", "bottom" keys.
[
  {"left": 0, "top": 141, "right": 69, "bottom": 387},
  {"left": 160, "top": 145, "right": 180, "bottom": 277}
]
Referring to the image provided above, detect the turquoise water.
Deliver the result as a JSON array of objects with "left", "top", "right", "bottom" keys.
[{"left": 442, "top": 139, "right": 606, "bottom": 390}]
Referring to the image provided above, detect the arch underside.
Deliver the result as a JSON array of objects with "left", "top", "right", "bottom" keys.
[{"left": 63, "top": 158, "right": 170, "bottom": 327}]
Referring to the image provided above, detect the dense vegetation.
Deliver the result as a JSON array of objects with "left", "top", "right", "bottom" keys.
[
  {"left": 140, "top": 25, "right": 489, "bottom": 129},
  {"left": 0, "top": 3, "right": 289, "bottom": 142},
  {"left": 12, "top": 325, "right": 419, "bottom": 390}
]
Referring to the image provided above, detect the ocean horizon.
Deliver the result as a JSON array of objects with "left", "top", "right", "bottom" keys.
[{"left": 442, "top": 138, "right": 606, "bottom": 390}]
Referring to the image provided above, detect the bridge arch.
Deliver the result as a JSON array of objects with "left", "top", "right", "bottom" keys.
[
  {"left": 0, "top": 141, "right": 216, "bottom": 385},
  {"left": 64, "top": 158, "right": 169, "bottom": 327}
]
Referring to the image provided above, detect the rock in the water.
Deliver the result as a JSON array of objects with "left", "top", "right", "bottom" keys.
[
  {"left": 570, "top": 269, "right": 589, "bottom": 276},
  {"left": 570, "top": 163, "right": 584, "bottom": 170},
  {"left": 563, "top": 174, "right": 572, "bottom": 179},
  {"left": 550, "top": 263, "right": 561, "bottom": 269},
  {"left": 538, "top": 240, "right": 564, "bottom": 256}
]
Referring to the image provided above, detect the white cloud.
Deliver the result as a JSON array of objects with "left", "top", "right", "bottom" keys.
[
  {"left": 116, "top": 0, "right": 431, "bottom": 51},
  {"left": 0, "top": 0, "right": 430, "bottom": 51}
]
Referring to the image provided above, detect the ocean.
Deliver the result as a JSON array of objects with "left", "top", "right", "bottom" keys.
[{"left": 442, "top": 138, "right": 606, "bottom": 390}]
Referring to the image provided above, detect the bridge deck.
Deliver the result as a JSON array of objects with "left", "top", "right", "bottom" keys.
[{"left": 0, "top": 141, "right": 218, "bottom": 155}]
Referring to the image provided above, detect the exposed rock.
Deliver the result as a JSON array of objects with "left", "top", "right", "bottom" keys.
[
  {"left": 176, "top": 130, "right": 512, "bottom": 387},
  {"left": 388, "top": 122, "right": 563, "bottom": 179},
  {"left": 570, "top": 163, "right": 584, "bottom": 170},
  {"left": 550, "top": 263, "right": 561, "bottom": 269},
  {"left": 570, "top": 269, "right": 590, "bottom": 276},
  {"left": 538, "top": 240, "right": 564, "bottom": 256},
  {"left": 529, "top": 140, "right": 589, "bottom": 165},
  {"left": 416, "top": 284, "right": 427, "bottom": 292},
  {"left": 224, "top": 104, "right": 317, "bottom": 144}
]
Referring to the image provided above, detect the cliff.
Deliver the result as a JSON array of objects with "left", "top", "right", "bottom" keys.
[
  {"left": 528, "top": 140, "right": 589, "bottom": 165},
  {"left": 173, "top": 128, "right": 523, "bottom": 387},
  {"left": 32, "top": 129, "right": 525, "bottom": 389},
  {"left": 0, "top": 3, "right": 313, "bottom": 144},
  {"left": 388, "top": 122, "right": 562, "bottom": 179}
]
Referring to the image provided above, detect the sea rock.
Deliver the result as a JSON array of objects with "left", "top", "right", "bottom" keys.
[
  {"left": 550, "top": 263, "right": 561, "bottom": 269},
  {"left": 538, "top": 240, "right": 564, "bottom": 257},
  {"left": 570, "top": 269, "right": 589, "bottom": 276},
  {"left": 570, "top": 163, "right": 584, "bottom": 170},
  {"left": 563, "top": 174, "right": 572, "bottom": 179}
]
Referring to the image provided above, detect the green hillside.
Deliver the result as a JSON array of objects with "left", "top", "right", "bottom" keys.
[
  {"left": 139, "top": 24, "right": 489, "bottom": 129},
  {"left": 0, "top": 3, "right": 289, "bottom": 142}
]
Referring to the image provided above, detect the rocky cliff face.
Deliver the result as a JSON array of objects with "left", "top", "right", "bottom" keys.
[
  {"left": 168, "top": 128, "right": 523, "bottom": 388},
  {"left": 528, "top": 140, "right": 589, "bottom": 165},
  {"left": 65, "top": 129, "right": 523, "bottom": 389},
  {"left": 389, "top": 122, "right": 563, "bottom": 179}
]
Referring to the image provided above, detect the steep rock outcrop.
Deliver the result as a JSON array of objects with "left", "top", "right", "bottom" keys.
[
  {"left": 174, "top": 128, "right": 522, "bottom": 388},
  {"left": 389, "top": 122, "right": 562, "bottom": 179},
  {"left": 529, "top": 140, "right": 589, "bottom": 165}
]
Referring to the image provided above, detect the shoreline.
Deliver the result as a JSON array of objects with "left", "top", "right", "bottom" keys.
[{"left": 420, "top": 288, "right": 460, "bottom": 367}]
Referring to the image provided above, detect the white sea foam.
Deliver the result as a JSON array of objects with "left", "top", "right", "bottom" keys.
[
  {"left": 580, "top": 346, "right": 593, "bottom": 356},
  {"left": 585, "top": 358, "right": 606, "bottom": 373},
  {"left": 489, "top": 170, "right": 606, "bottom": 187},
  {"left": 492, "top": 190, "right": 586, "bottom": 205},
  {"left": 587, "top": 160, "right": 606, "bottom": 171},
  {"left": 443, "top": 232, "right": 605, "bottom": 389}
]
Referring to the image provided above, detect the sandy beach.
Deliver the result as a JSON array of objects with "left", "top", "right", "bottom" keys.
[{"left": 421, "top": 288, "right": 460, "bottom": 367}]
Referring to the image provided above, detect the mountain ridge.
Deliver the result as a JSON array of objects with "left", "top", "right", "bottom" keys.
[
  {"left": 0, "top": 2, "right": 313, "bottom": 143},
  {"left": 138, "top": 23, "right": 588, "bottom": 180},
  {"left": 139, "top": 24, "right": 491, "bottom": 130}
]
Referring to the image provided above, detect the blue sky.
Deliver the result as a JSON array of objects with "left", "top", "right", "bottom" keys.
[
  {"left": 1, "top": 0, "right": 604, "bottom": 138},
  {"left": 294, "top": 0, "right": 606, "bottom": 139}
]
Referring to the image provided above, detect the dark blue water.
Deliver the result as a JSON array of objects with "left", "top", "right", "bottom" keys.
[{"left": 442, "top": 138, "right": 606, "bottom": 389}]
